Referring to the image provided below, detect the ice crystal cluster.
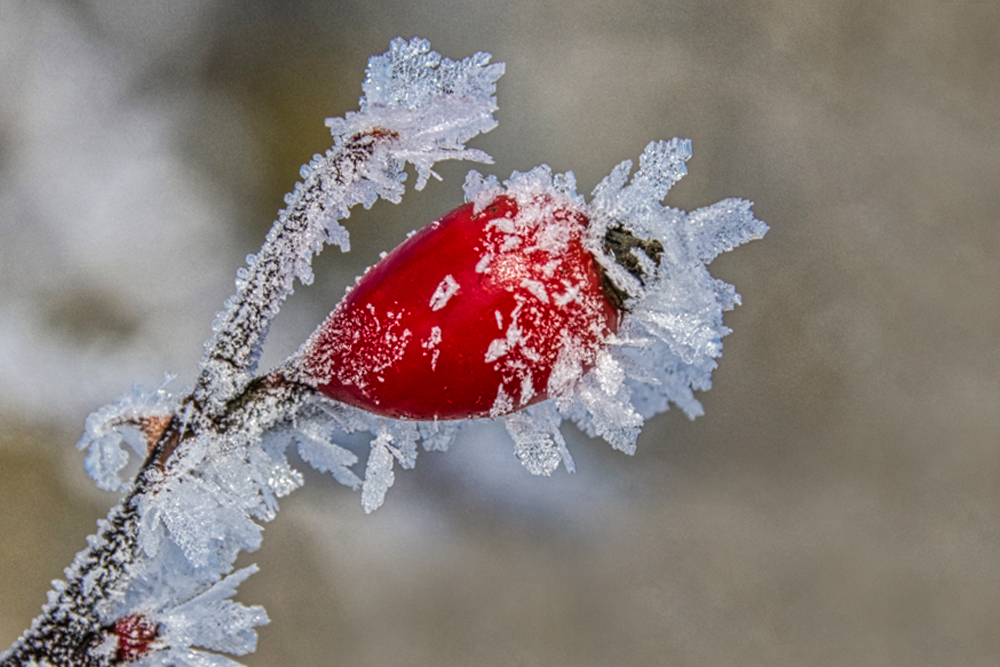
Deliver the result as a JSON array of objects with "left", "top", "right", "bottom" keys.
[
  {"left": 460, "top": 144, "right": 767, "bottom": 474},
  {"left": 1, "top": 37, "right": 766, "bottom": 667}
]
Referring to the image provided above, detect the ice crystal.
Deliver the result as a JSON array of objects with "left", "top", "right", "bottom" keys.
[
  {"left": 586, "top": 140, "right": 769, "bottom": 426},
  {"left": 289, "top": 420, "right": 362, "bottom": 490},
  {"left": 451, "top": 138, "right": 767, "bottom": 473},
  {"left": 156, "top": 567, "right": 267, "bottom": 660},
  {"left": 429, "top": 274, "right": 460, "bottom": 311},
  {"left": 77, "top": 376, "right": 178, "bottom": 492},
  {"left": 505, "top": 403, "right": 575, "bottom": 476}
]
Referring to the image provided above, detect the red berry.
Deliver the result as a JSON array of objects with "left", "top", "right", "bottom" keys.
[
  {"left": 296, "top": 194, "right": 620, "bottom": 420},
  {"left": 112, "top": 614, "right": 159, "bottom": 663}
]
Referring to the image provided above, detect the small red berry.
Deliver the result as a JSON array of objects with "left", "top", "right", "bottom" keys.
[
  {"left": 112, "top": 614, "right": 159, "bottom": 663},
  {"left": 296, "top": 194, "right": 620, "bottom": 420}
]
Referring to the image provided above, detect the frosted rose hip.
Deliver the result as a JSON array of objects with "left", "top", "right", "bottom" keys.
[{"left": 295, "top": 195, "right": 619, "bottom": 420}]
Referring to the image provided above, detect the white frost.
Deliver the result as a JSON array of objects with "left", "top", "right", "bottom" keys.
[
  {"left": 162, "top": 566, "right": 268, "bottom": 658},
  {"left": 360, "top": 422, "right": 419, "bottom": 513},
  {"left": 575, "top": 139, "right": 768, "bottom": 448},
  {"left": 450, "top": 140, "right": 766, "bottom": 476},
  {"left": 520, "top": 278, "right": 549, "bottom": 303},
  {"left": 77, "top": 376, "right": 178, "bottom": 492},
  {"left": 422, "top": 326, "right": 443, "bottom": 370},
  {"left": 504, "top": 403, "right": 575, "bottom": 476},
  {"left": 429, "top": 274, "right": 460, "bottom": 311}
]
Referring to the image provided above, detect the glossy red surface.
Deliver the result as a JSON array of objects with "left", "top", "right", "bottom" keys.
[{"left": 301, "top": 195, "right": 619, "bottom": 420}]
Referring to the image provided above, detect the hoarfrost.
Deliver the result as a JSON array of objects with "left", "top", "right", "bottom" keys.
[
  {"left": 418, "top": 420, "right": 461, "bottom": 452},
  {"left": 360, "top": 422, "right": 419, "bottom": 513},
  {"left": 577, "top": 140, "right": 767, "bottom": 446},
  {"left": 294, "top": 421, "right": 363, "bottom": 490},
  {"left": 429, "top": 274, "right": 460, "bottom": 311},
  {"left": 504, "top": 403, "right": 575, "bottom": 475},
  {"left": 448, "top": 139, "right": 767, "bottom": 475},
  {"left": 475, "top": 253, "right": 493, "bottom": 273},
  {"left": 77, "top": 376, "right": 178, "bottom": 492},
  {"left": 463, "top": 170, "right": 503, "bottom": 212},
  {"left": 422, "top": 325, "right": 443, "bottom": 370},
  {"left": 520, "top": 278, "right": 550, "bottom": 303},
  {"left": 360, "top": 429, "right": 396, "bottom": 513}
]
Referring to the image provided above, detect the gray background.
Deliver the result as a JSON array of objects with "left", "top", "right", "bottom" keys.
[{"left": 2, "top": 1, "right": 999, "bottom": 665}]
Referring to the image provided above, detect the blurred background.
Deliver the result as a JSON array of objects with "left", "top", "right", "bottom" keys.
[{"left": 2, "top": 1, "right": 999, "bottom": 665}]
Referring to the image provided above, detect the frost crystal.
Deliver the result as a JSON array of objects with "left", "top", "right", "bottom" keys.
[
  {"left": 454, "top": 139, "right": 767, "bottom": 476},
  {"left": 505, "top": 403, "right": 575, "bottom": 475},
  {"left": 361, "top": 422, "right": 419, "bottom": 513},
  {"left": 429, "top": 274, "right": 460, "bottom": 310},
  {"left": 292, "top": 421, "right": 363, "bottom": 490},
  {"left": 158, "top": 567, "right": 267, "bottom": 659},
  {"left": 586, "top": 140, "right": 769, "bottom": 428},
  {"left": 77, "top": 377, "right": 178, "bottom": 492}
]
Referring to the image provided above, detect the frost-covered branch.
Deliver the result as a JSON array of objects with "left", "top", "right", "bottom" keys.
[
  {"left": 1, "top": 37, "right": 503, "bottom": 667},
  {"left": 2, "top": 36, "right": 766, "bottom": 667},
  {"left": 0, "top": 378, "right": 307, "bottom": 667}
]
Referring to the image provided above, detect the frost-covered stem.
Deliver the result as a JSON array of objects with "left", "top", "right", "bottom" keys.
[
  {"left": 3, "top": 38, "right": 505, "bottom": 667},
  {"left": 194, "top": 129, "right": 400, "bottom": 417},
  {"left": 1, "top": 378, "right": 313, "bottom": 667},
  {"left": 0, "top": 485, "right": 146, "bottom": 667}
]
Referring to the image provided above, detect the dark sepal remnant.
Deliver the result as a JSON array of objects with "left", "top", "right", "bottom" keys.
[{"left": 599, "top": 225, "right": 665, "bottom": 311}]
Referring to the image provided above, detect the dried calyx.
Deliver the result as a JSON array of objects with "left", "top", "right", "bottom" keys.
[{"left": 599, "top": 224, "right": 665, "bottom": 311}]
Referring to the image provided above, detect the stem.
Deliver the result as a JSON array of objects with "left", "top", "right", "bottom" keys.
[
  {"left": 194, "top": 129, "right": 400, "bottom": 419},
  {"left": 2, "top": 37, "right": 505, "bottom": 666},
  {"left": 1, "top": 490, "right": 145, "bottom": 666},
  {"left": 0, "top": 378, "right": 312, "bottom": 667}
]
